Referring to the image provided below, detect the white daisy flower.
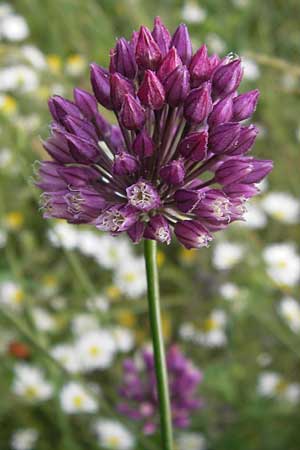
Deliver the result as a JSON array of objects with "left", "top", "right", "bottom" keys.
[
  {"left": 0, "top": 65, "right": 38, "bottom": 93},
  {"left": 258, "top": 372, "right": 300, "bottom": 404},
  {"left": 263, "top": 243, "right": 300, "bottom": 286},
  {"left": 11, "top": 428, "right": 38, "bottom": 450},
  {"left": 0, "top": 14, "right": 29, "bottom": 41},
  {"left": 242, "top": 57, "right": 260, "bottom": 81},
  {"left": 0, "top": 281, "right": 24, "bottom": 311},
  {"left": 261, "top": 192, "right": 300, "bottom": 224},
  {"left": 181, "top": 2, "right": 207, "bottom": 24},
  {"left": 197, "top": 310, "right": 228, "bottom": 347},
  {"left": 20, "top": 45, "right": 47, "bottom": 70},
  {"left": 238, "top": 202, "right": 267, "bottom": 229},
  {"left": 76, "top": 330, "right": 116, "bottom": 371},
  {"left": 177, "top": 432, "right": 207, "bottom": 450},
  {"left": 60, "top": 382, "right": 98, "bottom": 413},
  {"left": 13, "top": 364, "right": 53, "bottom": 402},
  {"left": 112, "top": 326, "right": 135, "bottom": 353},
  {"left": 71, "top": 314, "right": 99, "bottom": 336},
  {"left": 212, "top": 241, "right": 245, "bottom": 270},
  {"left": 32, "top": 307, "right": 56, "bottom": 332},
  {"left": 278, "top": 297, "right": 300, "bottom": 333},
  {"left": 51, "top": 344, "right": 80, "bottom": 373},
  {"left": 206, "top": 33, "right": 227, "bottom": 54},
  {"left": 94, "top": 419, "right": 135, "bottom": 449},
  {"left": 94, "top": 235, "right": 132, "bottom": 269},
  {"left": 114, "top": 257, "right": 146, "bottom": 298},
  {"left": 48, "top": 222, "right": 79, "bottom": 250}
]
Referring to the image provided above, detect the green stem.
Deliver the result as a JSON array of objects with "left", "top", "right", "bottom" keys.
[{"left": 143, "top": 239, "right": 173, "bottom": 450}]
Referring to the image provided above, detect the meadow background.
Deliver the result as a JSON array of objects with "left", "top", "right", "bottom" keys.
[{"left": 1, "top": 1, "right": 300, "bottom": 449}]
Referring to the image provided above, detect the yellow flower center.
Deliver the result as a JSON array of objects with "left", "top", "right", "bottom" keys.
[
  {"left": 73, "top": 395, "right": 84, "bottom": 408},
  {"left": 203, "top": 318, "right": 218, "bottom": 332},
  {"left": 107, "top": 436, "right": 121, "bottom": 447},
  {"left": 89, "top": 345, "right": 102, "bottom": 357}
]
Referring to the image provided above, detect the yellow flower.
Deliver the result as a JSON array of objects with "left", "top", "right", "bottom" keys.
[
  {"left": 47, "top": 54, "right": 62, "bottom": 74},
  {"left": 0, "top": 95, "right": 17, "bottom": 115},
  {"left": 157, "top": 250, "right": 165, "bottom": 267},
  {"left": 116, "top": 309, "right": 136, "bottom": 328},
  {"left": 162, "top": 313, "right": 172, "bottom": 341},
  {"left": 36, "top": 86, "right": 51, "bottom": 101},
  {"left": 106, "top": 285, "right": 121, "bottom": 301},
  {"left": 179, "top": 247, "right": 198, "bottom": 264},
  {"left": 66, "top": 54, "right": 86, "bottom": 76},
  {"left": 42, "top": 275, "right": 57, "bottom": 288},
  {"left": 5, "top": 211, "right": 24, "bottom": 230}
]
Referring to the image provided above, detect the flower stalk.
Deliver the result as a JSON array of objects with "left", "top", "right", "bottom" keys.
[{"left": 144, "top": 239, "right": 173, "bottom": 450}]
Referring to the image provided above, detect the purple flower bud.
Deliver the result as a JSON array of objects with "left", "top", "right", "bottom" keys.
[
  {"left": 208, "top": 95, "right": 233, "bottom": 128},
  {"left": 110, "top": 73, "right": 135, "bottom": 111},
  {"left": 36, "top": 161, "right": 67, "bottom": 192},
  {"left": 184, "top": 82, "right": 213, "bottom": 124},
  {"left": 135, "top": 26, "right": 162, "bottom": 70},
  {"left": 63, "top": 115, "right": 98, "bottom": 141},
  {"left": 227, "top": 124, "right": 259, "bottom": 155},
  {"left": 178, "top": 130, "right": 208, "bottom": 161},
  {"left": 174, "top": 220, "right": 213, "bottom": 249},
  {"left": 175, "top": 188, "right": 205, "bottom": 213},
  {"left": 40, "top": 190, "right": 73, "bottom": 221},
  {"left": 58, "top": 165, "right": 100, "bottom": 187},
  {"left": 159, "top": 159, "right": 185, "bottom": 185},
  {"left": 164, "top": 65, "right": 190, "bottom": 107},
  {"left": 113, "top": 152, "right": 139, "bottom": 175},
  {"left": 127, "top": 221, "right": 146, "bottom": 244},
  {"left": 171, "top": 23, "right": 192, "bottom": 65},
  {"left": 90, "top": 63, "right": 113, "bottom": 110},
  {"left": 43, "top": 132, "right": 74, "bottom": 164},
  {"left": 109, "top": 37, "right": 137, "bottom": 79},
  {"left": 73, "top": 88, "right": 98, "bottom": 120},
  {"left": 126, "top": 180, "right": 160, "bottom": 211},
  {"left": 212, "top": 59, "right": 243, "bottom": 99},
  {"left": 152, "top": 17, "right": 171, "bottom": 57},
  {"left": 157, "top": 47, "right": 182, "bottom": 82},
  {"left": 95, "top": 205, "right": 138, "bottom": 233},
  {"left": 132, "top": 130, "right": 154, "bottom": 157},
  {"left": 214, "top": 157, "right": 253, "bottom": 185},
  {"left": 232, "top": 89, "right": 260, "bottom": 122},
  {"left": 223, "top": 183, "right": 259, "bottom": 199},
  {"left": 194, "top": 189, "right": 232, "bottom": 223},
  {"left": 120, "top": 94, "right": 146, "bottom": 130},
  {"left": 189, "top": 44, "right": 211, "bottom": 84},
  {"left": 240, "top": 158, "right": 273, "bottom": 184},
  {"left": 65, "top": 134, "right": 100, "bottom": 163},
  {"left": 138, "top": 70, "right": 165, "bottom": 110},
  {"left": 144, "top": 215, "right": 171, "bottom": 244},
  {"left": 209, "top": 122, "right": 241, "bottom": 154},
  {"left": 48, "top": 96, "right": 81, "bottom": 123},
  {"left": 110, "top": 125, "right": 125, "bottom": 151},
  {"left": 209, "top": 54, "right": 221, "bottom": 71}
]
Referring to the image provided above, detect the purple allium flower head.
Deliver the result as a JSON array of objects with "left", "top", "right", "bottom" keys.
[
  {"left": 118, "top": 345, "right": 203, "bottom": 434},
  {"left": 36, "top": 17, "right": 272, "bottom": 248}
]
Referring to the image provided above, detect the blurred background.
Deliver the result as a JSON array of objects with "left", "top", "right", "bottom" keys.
[{"left": 1, "top": 1, "right": 300, "bottom": 449}]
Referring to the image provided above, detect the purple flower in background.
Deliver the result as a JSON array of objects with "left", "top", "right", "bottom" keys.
[
  {"left": 118, "top": 345, "right": 203, "bottom": 434},
  {"left": 36, "top": 17, "right": 273, "bottom": 248}
]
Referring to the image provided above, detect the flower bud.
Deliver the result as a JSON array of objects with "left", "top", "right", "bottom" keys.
[
  {"left": 157, "top": 47, "right": 182, "bottom": 82},
  {"left": 144, "top": 215, "right": 171, "bottom": 244},
  {"left": 223, "top": 183, "right": 259, "bottom": 199},
  {"left": 174, "top": 220, "right": 213, "bottom": 249},
  {"left": 120, "top": 94, "right": 146, "bottom": 130},
  {"left": 209, "top": 122, "right": 241, "bottom": 154},
  {"left": 178, "top": 130, "right": 208, "bottom": 161},
  {"left": 90, "top": 63, "right": 112, "bottom": 110},
  {"left": 135, "top": 25, "right": 162, "bottom": 70},
  {"left": 65, "top": 134, "right": 100, "bottom": 163},
  {"left": 240, "top": 158, "right": 273, "bottom": 184},
  {"left": 152, "top": 17, "right": 171, "bottom": 57},
  {"left": 189, "top": 44, "right": 211, "bottom": 84},
  {"left": 138, "top": 70, "right": 165, "bottom": 110},
  {"left": 227, "top": 124, "right": 258, "bottom": 155},
  {"left": 184, "top": 82, "right": 213, "bottom": 124},
  {"left": 171, "top": 23, "right": 192, "bottom": 65},
  {"left": 212, "top": 59, "right": 243, "bottom": 99},
  {"left": 110, "top": 73, "right": 135, "bottom": 111},
  {"left": 208, "top": 95, "right": 233, "bottom": 128},
  {"left": 127, "top": 221, "right": 145, "bottom": 244},
  {"left": 48, "top": 96, "right": 81, "bottom": 122},
  {"left": 164, "top": 65, "right": 190, "bottom": 107},
  {"left": 59, "top": 165, "right": 100, "bottom": 187},
  {"left": 232, "top": 89, "right": 260, "bottom": 121},
  {"left": 113, "top": 152, "right": 139, "bottom": 175},
  {"left": 214, "top": 157, "right": 253, "bottom": 185},
  {"left": 63, "top": 115, "right": 99, "bottom": 141},
  {"left": 43, "top": 132, "right": 74, "bottom": 164},
  {"left": 132, "top": 130, "right": 154, "bottom": 157},
  {"left": 159, "top": 159, "right": 185, "bottom": 185},
  {"left": 175, "top": 189, "right": 204, "bottom": 213},
  {"left": 109, "top": 37, "right": 137, "bottom": 79},
  {"left": 73, "top": 88, "right": 98, "bottom": 120}
]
